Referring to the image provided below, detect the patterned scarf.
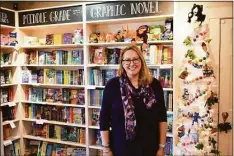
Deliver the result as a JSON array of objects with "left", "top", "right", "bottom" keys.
[{"left": 119, "top": 75, "right": 156, "bottom": 140}]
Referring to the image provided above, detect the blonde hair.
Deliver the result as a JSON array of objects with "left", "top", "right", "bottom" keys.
[{"left": 118, "top": 45, "right": 153, "bottom": 86}]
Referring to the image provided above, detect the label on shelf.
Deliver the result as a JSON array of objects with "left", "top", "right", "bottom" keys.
[
  {"left": 87, "top": 86, "right": 96, "bottom": 89},
  {"left": 36, "top": 119, "right": 45, "bottom": 125},
  {"left": 3, "top": 140, "right": 12, "bottom": 146},
  {"left": 9, "top": 121, "right": 16, "bottom": 129},
  {"left": 8, "top": 102, "right": 16, "bottom": 107}
]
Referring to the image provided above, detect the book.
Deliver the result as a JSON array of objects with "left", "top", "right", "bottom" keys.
[
  {"left": 38, "top": 51, "right": 45, "bottom": 65},
  {"left": 92, "top": 47, "right": 105, "bottom": 64},
  {"left": 92, "top": 109, "right": 100, "bottom": 126},
  {"left": 167, "top": 114, "right": 173, "bottom": 133},
  {"left": 63, "top": 33, "right": 72, "bottom": 44},
  {"left": 53, "top": 34, "right": 63, "bottom": 44},
  {"left": 46, "top": 34, "right": 54, "bottom": 45}
]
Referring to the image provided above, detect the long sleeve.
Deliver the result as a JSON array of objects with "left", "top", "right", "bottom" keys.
[
  {"left": 154, "top": 79, "right": 167, "bottom": 122},
  {"left": 99, "top": 79, "right": 113, "bottom": 130}
]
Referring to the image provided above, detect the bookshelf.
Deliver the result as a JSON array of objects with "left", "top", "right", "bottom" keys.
[
  {"left": 0, "top": 7, "right": 21, "bottom": 156},
  {"left": 1, "top": 2, "right": 175, "bottom": 156}
]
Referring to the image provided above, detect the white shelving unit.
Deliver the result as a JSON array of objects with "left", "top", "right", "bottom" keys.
[
  {"left": 1, "top": 2, "right": 175, "bottom": 156},
  {"left": 0, "top": 7, "right": 21, "bottom": 155}
]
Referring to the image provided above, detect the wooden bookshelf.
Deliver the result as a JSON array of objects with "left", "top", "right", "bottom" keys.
[
  {"left": 21, "top": 100, "right": 86, "bottom": 108},
  {"left": 23, "top": 118, "right": 86, "bottom": 128},
  {"left": 23, "top": 135, "right": 86, "bottom": 147}
]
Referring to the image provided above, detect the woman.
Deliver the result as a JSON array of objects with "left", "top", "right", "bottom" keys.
[{"left": 99, "top": 45, "right": 167, "bottom": 156}]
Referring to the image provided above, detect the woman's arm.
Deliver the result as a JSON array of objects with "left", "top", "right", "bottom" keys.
[{"left": 99, "top": 79, "right": 114, "bottom": 154}]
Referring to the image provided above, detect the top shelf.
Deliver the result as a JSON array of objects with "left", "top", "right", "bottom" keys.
[
  {"left": 1, "top": 25, "right": 15, "bottom": 29},
  {"left": 86, "top": 14, "right": 174, "bottom": 25},
  {"left": 18, "top": 22, "right": 83, "bottom": 30}
]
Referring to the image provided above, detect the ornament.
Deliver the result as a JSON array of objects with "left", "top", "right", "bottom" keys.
[
  {"left": 179, "top": 67, "right": 189, "bottom": 79},
  {"left": 195, "top": 142, "right": 204, "bottom": 150},
  {"left": 203, "top": 64, "right": 214, "bottom": 77},
  {"left": 183, "top": 36, "right": 192, "bottom": 46},
  {"left": 204, "top": 91, "right": 218, "bottom": 107},
  {"left": 217, "top": 112, "right": 232, "bottom": 133},
  {"left": 192, "top": 112, "right": 201, "bottom": 125},
  {"left": 182, "top": 88, "right": 190, "bottom": 100},
  {"left": 186, "top": 49, "right": 196, "bottom": 60}
]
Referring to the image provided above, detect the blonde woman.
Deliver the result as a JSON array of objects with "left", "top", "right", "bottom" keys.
[{"left": 100, "top": 45, "right": 167, "bottom": 156}]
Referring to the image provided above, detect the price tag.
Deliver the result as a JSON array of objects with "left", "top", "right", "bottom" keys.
[
  {"left": 87, "top": 86, "right": 96, "bottom": 89},
  {"left": 36, "top": 119, "right": 44, "bottom": 125},
  {"left": 9, "top": 121, "right": 16, "bottom": 129},
  {"left": 3, "top": 140, "right": 12, "bottom": 146},
  {"left": 32, "top": 83, "right": 40, "bottom": 86},
  {"left": 8, "top": 102, "right": 16, "bottom": 107}
]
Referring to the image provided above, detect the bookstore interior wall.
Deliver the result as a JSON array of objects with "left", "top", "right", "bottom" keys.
[{"left": 0, "top": 1, "right": 233, "bottom": 156}]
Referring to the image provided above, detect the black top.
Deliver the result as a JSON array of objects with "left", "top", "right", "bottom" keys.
[{"left": 99, "top": 77, "right": 167, "bottom": 156}]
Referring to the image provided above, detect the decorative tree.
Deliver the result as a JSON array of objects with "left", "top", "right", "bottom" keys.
[{"left": 175, "top": 3, "right": 221, "bottom": 156}]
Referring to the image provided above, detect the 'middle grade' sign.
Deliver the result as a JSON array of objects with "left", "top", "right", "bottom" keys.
[
  {"left": 18, "top": 5, "right": 82, "bottom": 27},
  {"left": 0, "top": 8, "right": 15, "bottom": 26},
  {"left": 86, "top": 1, "right": 161, "bottom": 21}
]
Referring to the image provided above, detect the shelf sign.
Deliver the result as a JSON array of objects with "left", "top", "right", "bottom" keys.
[
  {"left": 86, "top": 1, "right": 161, "bottom": 21},
  {"left": 0, "top": 8, "right": 15, "bottom": 26},
  {"left": 18, "top": 5, "right": 82, "bottom": 27}
]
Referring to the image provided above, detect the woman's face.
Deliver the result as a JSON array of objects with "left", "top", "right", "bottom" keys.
[{"left": 122, "top": 49, "right": 142, "bottom": 78}]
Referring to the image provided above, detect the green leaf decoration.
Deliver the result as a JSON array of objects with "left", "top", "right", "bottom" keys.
[
  {"left": 183, "top": 36, "right": 192, "bottom": 45},
  {"left": 195, "top": 142, "right": 204, "bottom": 150},
  {"left": 205, "top": 39, "right": 212, "bottom": 43},
  {"left": 186, "top": 50, "right": 196, "bottom": 60}
]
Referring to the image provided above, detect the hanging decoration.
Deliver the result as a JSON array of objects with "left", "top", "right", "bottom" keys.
[
  {"left": 175, "top": 3, "right": 222, "bottom": 155},
  {"left": 217, "top": 112, "right": 232, "bottom": 133}
]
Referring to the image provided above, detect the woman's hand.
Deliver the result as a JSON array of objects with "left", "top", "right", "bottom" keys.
[
  {"left": 103, "top": 147, "right": 113, "bottom": 156},
  {"left": 156, "top": 147, "right": 165, "bottom": 156}
]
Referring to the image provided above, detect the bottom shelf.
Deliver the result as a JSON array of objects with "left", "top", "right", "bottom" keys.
[
  {"left": 3, "top": 136, "right": 20, "bottom": 146},
  {"left": 23, "top": 135, "right": 86, "bottom": 147}
]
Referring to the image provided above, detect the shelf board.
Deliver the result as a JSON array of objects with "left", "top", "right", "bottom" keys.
[
  {"left": 21, "top": 44, "right": 83, "bottom": 49},
  {"left": 89, "top": 145, "right": 102, "bottom": 150},
  {"left": 23, "top": 135, "right": 86, "bottom": 147},
  {"left": 2, "top": 119, "right": 20, "bottom": 126},
  {"left": 21, "top": 83, "right": 85, "bottom": 88},
  {"left": 163, "top": 88, "right": 173, "bottom": 91},
  {"left": 1, "top": 101, "right": 18, "bottom": 107},
  {"left": 88, "top": 126, "right": 99, "bottom": 129},
  {"left": 87, "top": 85, "right": 105, "bottom": 89},
  {"left": 3, "top": 136, "right": 20, "bottom": 146},
  {"left": 87, "top": 40, "right": 173, "bottom": 46},
  {"left": 19, "top": 22, "right": 83, "bottom": 29},
  {"left": 0, "top": 84, "right": 17, "bottom": 87},
  {"left": 86, "top": 14, "right": 174, "bottom": 25},
  {"left": 167, "top": 111, "right": 173, "bottom": 114},
  {"left": 87, "top": 85, "right": 173, "bottom": 91},
  {"left": 22, "top": 64, "right": 84, "bottom": 70},
  {"left": 166, "top": 133, "right": 173, "bottom": 137},
  {"left": 88, "top": 106, "right": 101, "bottom": 109},
  {"left": 1, "top": 25, "right": 15, "bottom": 29},
  {"left": 147, "top": 64, "right": 173, "bottom": 69},
  {"left": 1, "top": 45, "right": 15, "bottom": 49},
  {"left": 0, "top": 65, "right": 17, "bottom": 68},
  {"left": 87, "top": 64, "right": 119, "bottom": 68},
  {"left": 21, "top": 100, "right": 85, "bottom": 108},
  {"left": 87, "top": 64, "right": 173, "bottom": 69},
  {"left": 23, "top": 118, "right": 85, "bottom": 128}
]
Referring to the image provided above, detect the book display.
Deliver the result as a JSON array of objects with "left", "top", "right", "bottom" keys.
[{"left": 1, "top": 2, "right": 175, "bottom": 156}]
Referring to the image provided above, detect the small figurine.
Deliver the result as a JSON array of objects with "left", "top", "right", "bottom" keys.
[
  {"left": 115, "top": 30, "right": 124, "bottom": 42},
  {"left": 182, "top": 88, "right": 190, "bottom": 100},
  {"left": 161, "top": 19, "right": 173, "bottom": 40},
  {"left": 74, "top": 29, "right": 83, "bottom": 44},
  {"left": 89, "top": 32, "right": 98, "bottom": 43},
  {"left": 105, "top": 33, "right": 115, "bottom": 42},
  {"left": 192, "top": 112, "right": 200, "bottom": 125}
]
